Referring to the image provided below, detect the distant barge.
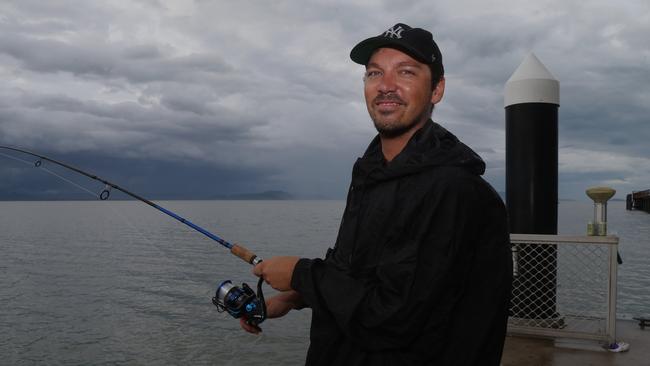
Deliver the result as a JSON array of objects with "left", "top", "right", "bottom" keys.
[{"left": 626, "top": 190, "right": 650, "bottom": 213}]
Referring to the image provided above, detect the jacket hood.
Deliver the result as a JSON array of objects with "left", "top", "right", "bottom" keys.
[{"left": 353, "top": 120, "right": 485, "bottom": 186}]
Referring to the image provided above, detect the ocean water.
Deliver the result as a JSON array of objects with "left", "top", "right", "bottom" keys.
[{"left": 1, "top": 200, "right": 648, "bottom": 365}]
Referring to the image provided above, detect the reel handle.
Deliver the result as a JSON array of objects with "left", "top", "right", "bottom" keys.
[{"left": 231, "top": 243, "right": 262, "bottom": 265}]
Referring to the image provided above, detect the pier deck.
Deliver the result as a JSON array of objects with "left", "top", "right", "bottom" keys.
[{"left": 502, "top": 319, "right": 648, "bottom": 365}]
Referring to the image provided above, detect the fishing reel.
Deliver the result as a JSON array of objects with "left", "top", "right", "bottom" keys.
[{"left": 212, "top": 278, "right": 266, "bottom": 326}]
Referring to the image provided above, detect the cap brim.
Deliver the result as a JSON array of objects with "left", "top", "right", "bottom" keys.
[{"left": 350, "top": 37, "right": 429, "bottom": 65}]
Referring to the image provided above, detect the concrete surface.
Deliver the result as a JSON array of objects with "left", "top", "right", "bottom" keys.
[{"left": 502, "top": 319, "right": 648, "bottom": 365}]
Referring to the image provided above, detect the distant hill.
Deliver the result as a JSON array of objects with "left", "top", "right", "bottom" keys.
[
  {"left": 497, "top": 192, "right": 588, "bottom": 203},
  {"left": 214, "top": 190, "right": 294, "bottom": 200},
  {"left": 0, "top": 189, "right": 295, "bottom": 201}
]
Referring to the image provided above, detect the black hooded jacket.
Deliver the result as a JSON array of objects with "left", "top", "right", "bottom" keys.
[{"left": 291, "top": 120, "right": 512, "bottom": 365}]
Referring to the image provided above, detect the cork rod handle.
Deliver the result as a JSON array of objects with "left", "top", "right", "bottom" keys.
[{"left": 230, "top": 243, "right": 261, "bottom": 265}]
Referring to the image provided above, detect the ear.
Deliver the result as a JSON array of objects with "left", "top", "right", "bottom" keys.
[{"left": 430, "top": 77, "right": 445, "bottom": 104}]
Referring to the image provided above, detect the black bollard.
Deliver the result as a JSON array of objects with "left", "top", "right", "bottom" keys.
[{"left": 505, "top": 53, "right": 559, "bottom": 320}]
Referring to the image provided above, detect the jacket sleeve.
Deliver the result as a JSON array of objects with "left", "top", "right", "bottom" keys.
[{"left": 290, "top": 178, "right": 481, "bottom": 351}]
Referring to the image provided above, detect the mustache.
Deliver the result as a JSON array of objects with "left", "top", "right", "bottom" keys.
[{"left": 373, "top": 93, "right": 405, "bottom": 104}]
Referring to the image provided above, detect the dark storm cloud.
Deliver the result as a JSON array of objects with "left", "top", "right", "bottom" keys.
[{"left": 1, "top": 0, "right": 649, "bottom": 200}]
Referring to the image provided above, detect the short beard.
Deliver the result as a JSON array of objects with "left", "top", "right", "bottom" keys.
[
  {"left": 374, "top": 117, "right": 422, "bottom": 138},
  {"left": 373, "top": 104, "right": 433, "bottom": 138}
]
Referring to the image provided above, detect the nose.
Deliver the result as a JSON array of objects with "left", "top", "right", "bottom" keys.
[{"left": 377, "top": 71, "right": 397, "bottom": 93}]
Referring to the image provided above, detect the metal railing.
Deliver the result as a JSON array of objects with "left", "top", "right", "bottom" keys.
[{"left": 508, "top": 234, "right": 619, "bottom": 344}]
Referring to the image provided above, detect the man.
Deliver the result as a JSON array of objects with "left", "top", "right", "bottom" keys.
[{"left": 243, "top": 23, "right": 513, "bottom": 365}]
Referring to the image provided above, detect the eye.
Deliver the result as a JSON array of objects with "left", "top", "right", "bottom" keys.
[
  {"left": 364, "top": 70, "right": 382, "bottom": 80},
  {"left": 399, "top": 69, "right": 416, "bottom": 76}
]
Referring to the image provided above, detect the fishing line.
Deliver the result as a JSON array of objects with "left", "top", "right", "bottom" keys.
[
  {"left": 40, "top": 165, "right": 101, "bottom": 198},
  {"left": 0, "top": 150, "right": 36, "bottom": 166},
  {"left": 101, "top": 202, "right": 248, "bottom": 332},
  {"left": 1, "top": 151, "right": 100, "bottom": 199},
  {"left": 99, "top": 199, "right": 245, "bottom": 315}
]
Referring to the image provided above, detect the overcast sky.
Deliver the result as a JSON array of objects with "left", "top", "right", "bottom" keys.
[{"left": 1, "top": 0, "right": 649, "bottom": 200}]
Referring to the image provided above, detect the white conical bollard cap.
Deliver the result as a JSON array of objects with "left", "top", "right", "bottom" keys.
[{"left": 505, "top": 53, "right": 559, "bottom": 107}]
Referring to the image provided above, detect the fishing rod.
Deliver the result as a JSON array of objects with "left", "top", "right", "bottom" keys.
[{"left": 0, "top": 145, "right": 267, "bottom": 325}]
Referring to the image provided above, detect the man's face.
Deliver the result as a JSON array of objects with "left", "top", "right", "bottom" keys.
[{"left": 363, "top": 47, "right": 444, "bottom": 138}]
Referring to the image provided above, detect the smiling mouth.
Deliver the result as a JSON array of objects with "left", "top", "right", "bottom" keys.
[
  {"left": 374, "top": 94, "right": 405, "bottom": 109},
  {"left": 375, "top": 101, "right": 403, "bottom": 112}
]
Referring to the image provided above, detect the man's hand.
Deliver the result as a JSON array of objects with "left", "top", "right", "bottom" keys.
[
  {"left": 252, "top": 256, "right": 300, "bottom": 291},
  {"left": 240, "top": 290, "right": 304, "bottom": 334}
]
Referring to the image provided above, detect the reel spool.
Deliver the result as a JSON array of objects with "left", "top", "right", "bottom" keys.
[{"left": 212, "top": 278, "right": 266, "bottom": 326}]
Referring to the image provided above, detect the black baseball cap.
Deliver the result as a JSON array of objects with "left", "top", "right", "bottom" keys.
[{"left": 350, "top": 23, "right": 444, "bottom": 76}]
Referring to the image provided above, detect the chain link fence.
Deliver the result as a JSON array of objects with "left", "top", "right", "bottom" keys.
[{"left": 508, "top": 234, "right": 619, "bottom": 344}]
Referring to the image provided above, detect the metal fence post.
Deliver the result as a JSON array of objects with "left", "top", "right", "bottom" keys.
[{"left": 607, "top": 239, "right": 619, "bottom": 345}]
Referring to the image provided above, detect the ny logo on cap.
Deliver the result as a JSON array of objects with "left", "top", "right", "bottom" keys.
[{"left": 383, "top": 25, "right": 404, "bottom": 39}]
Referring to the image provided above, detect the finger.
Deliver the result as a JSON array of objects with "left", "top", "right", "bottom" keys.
[
  {"left": 239, "top": 318, "right": 254, "bottom": 332},
  {"left": 239, "top": 318, "right": 261, "bottom": 334},
  {"left": 252, "top": 262, "right": 264, "bottom": 277}
]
